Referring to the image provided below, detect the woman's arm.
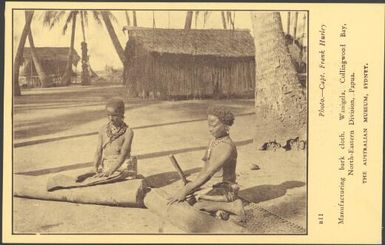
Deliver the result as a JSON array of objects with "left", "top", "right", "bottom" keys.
[
  {"left": 93, "top": 131, "right": 103, "bottom": 172},
  {"left": 168, "top": 143, "right": 232, "bottom": 203}
]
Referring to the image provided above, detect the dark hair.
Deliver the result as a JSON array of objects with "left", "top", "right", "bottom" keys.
[
  {"left": 207, "top": 105, "right": 235, "bottom": 126},
  {"left": 106, "top": 98, "right": 125, "bottom": 116}
]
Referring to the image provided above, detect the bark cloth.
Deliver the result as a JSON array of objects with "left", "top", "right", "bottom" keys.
[{"left": 14, "top": 169, "right": 147, "bottom": 207}]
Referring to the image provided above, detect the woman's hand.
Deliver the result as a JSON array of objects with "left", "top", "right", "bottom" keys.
[
  {"left": 95, "top": 166, "right": 102, "bottom": 174},
  {"left": 99, "top": 169, "right": 114, "bottom": 178},
  {"left": 167, "top": 188, "right": 187, "bottom": 205}
]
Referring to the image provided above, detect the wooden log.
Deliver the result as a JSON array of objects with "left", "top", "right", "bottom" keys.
[
  {"left": 144, "top": 188, "right": 246, "bottom": 233},
  {"left": 14, "top": 174, "right": 147, "bottom": 208}
]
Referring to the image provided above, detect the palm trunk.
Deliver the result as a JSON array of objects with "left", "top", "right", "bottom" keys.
[
  {"left": 13, "top": 10, "right": 34, "bottom": 96},
  {"left": 61, "top": 11, "right": 77, "bottom": 86},
  {"left": 27, "top": 24, "right": 50, "bottom": 88},
  {"left": 80, "top": 12, "right": 90, "bottom": 85},
  {"left": 80, "top": 12, "right": 86, "bottom": 42},
  {"left": 184, "top": 11, "right": 193, "bottom": 30},
  {"left": 125, "top": 11, "right": 131, "bottom": 26},
  {"left": 101, "top": 11, "right": 125, "bottom": 64},
  {"left": 250, "top": 12, "right": 306, "bottom": 146}
]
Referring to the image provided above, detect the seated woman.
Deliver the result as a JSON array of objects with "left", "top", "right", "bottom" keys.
[
  {"left": 94, "top": 98, "right": 134, "bottom": 177},
  {"left": 168, "top": 105, "right": 244, "bottom": 220},
  {"left": 47, "top": 98, "right": 135, "bottom": 191}
]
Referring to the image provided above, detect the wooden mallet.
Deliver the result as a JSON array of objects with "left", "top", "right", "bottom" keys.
[{"left": 168, "top": 154, "right": 196, "bottom": 205}]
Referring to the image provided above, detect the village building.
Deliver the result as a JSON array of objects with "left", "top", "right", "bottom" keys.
[
  {"left": 123, "top": 28, "right": 256, "bottom": 99},
  {"left": 19, "top": 47, "right": 80, "bottom": 88},
  {"left": 123, "top": 27, "right": 307, "bottom": 100}
]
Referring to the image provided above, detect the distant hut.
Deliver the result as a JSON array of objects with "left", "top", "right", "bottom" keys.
[
  {"left": 123, "top": 28, "right": 256, "bottom": 99},
  {"left": 19, "top": 47, "right": 80, "bottom": 88}
]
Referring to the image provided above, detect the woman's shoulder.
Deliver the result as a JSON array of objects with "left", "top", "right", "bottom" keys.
[
  {"left": 212, "top": 139, "right": 234, "bottom": 155},
  {"left": 222, "top": 136, "right": 236, "bottom": 149},
  {"left": 124, "top": 127, "right": 134, "bottom": 137},
  {"left": 98, "top": 123, "right": 109, "bottom": 134}
]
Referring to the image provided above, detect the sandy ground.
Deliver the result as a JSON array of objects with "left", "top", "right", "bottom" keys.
[{"left": 12, "top": 83, "right": 306, "bottom": 234}]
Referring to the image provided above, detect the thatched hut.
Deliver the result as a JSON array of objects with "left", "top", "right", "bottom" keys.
[
  {"left": 123, "top": 28, "right": 256, "bottom": 99},
  {"left": 20, "top": 47, "right": 80, "bottom": 88}
]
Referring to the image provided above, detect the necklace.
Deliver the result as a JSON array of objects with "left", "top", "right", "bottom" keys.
[
  {"left": 206, "top": 134, "right": 230, "bottom": 159},
  {"left": 106, "top": 122, "right": 127, "bottom": 140}
]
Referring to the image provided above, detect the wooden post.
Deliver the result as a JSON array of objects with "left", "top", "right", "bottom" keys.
[
  {"left": 221, "top": 11, "right": 227, "bottom": 29},
  {"left": 286, "top": 12, "right": 291, "bottom": 35},
  {"left": 133, "top": 11, "right": 137, "bottom": 27},
  {"left": 301, "top": 14, "right": 307, "bottom": 54},
  {"left": 30, "top": 57, "right": 33, "bottom": 87},
  {"left": 168, "top": 11, "right": 170, "bottom": 28}
]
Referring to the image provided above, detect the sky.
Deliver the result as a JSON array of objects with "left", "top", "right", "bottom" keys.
[{"left": 13, "top": 10, "right": 307, "bottom": 71}]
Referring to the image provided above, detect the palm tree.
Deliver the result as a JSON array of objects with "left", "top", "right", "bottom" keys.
[
  {"left": 101, "top": 10, "right": 125, "bottom": 64},
  {"left": 43, "top": 10, "right": 122, "bottom": 85},
  {"left": 63, "top": 11, "right": 77, "bottom": 86},
  {"left": 43, "top": 10, "right": 78, "bottom": 86},
  {"left": 13, "top": 10, "right": 34, "bottom": 96},
  {"left": 124, "top": 11, "right": 130, "bottom": 26},
  {"left": 81, "top": 10, "right": 123, "bottom": 66},
  {"left": 79, "top": 11, "right": 90, "bottom": 85},
  {"left": 26, "top": 12, "right": 51, "bottom": 88},
  {"left": 250, "top": 12, "right": 306, "bottom": 145},
  {"left": 27, "top": 28, "right": 50, "bottom": 87},
  {"left": 184, "top": 11, "right": 193, "bottom": 30}
]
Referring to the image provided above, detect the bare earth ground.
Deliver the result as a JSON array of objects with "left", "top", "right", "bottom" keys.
[{"left": 12, "top": 80, "right": 306, "bottom": 234}]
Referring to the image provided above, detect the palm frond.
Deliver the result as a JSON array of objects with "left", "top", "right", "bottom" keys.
[
  {"left": 106, "top": 11, "right": 118, "bottom": 23},
  {"left": 41, "top": 10, "right": 55, "bottom": 26},
  {"left": 37, "top": 10, "right": 47, "bottom": 22},
  {"left": 92, "top": 11, "right": 103, "bottom": 26},
  {"left": 97, "top": 10, "right": 118, "bottom": 24},
  {"left": 42, "top": 10, "right": 66, "bottom": 29},
  {"left": 62, "top": 11, "right": 74, "bottom": 35}
]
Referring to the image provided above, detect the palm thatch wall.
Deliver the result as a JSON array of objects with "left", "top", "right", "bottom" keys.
[{"left": 123, "top": 28, "right": 256, "bottom": 99}]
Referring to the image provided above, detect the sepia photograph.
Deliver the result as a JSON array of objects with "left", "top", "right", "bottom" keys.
[{"left": 11, "top": 8, "right": 307, "bottom": 234}]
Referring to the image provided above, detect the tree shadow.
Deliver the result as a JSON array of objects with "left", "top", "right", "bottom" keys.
[
  {"left": 13, "top": 84, "right": 161, "bottom": 140},
  {"left": 144, "top": 167, "right": 201, "bottom": 188},
  {"left": 13, "top": 101, "right": 160, "bottom": 140},
  {"left": 14, "top": 86, "right": 128, "bottom": 107},
  {"left": 163, "top": 100, "right": 254, "bottom": 118},
  {"left": 13, "top": 109, "right": 106, "bottom": 139},
  {"left": 15, "top": 102, "right": 106, "bottom": 112},
  {"left": 238, "top": 180, "right": 305, "bottom": 203}
]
